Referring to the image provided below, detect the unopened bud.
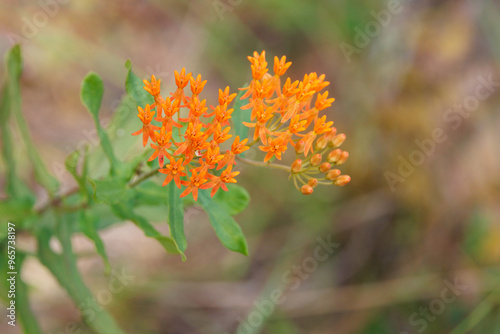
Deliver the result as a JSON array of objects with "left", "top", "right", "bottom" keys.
[
  {"left": 295, "top": 140, "right": 305, "bottom": 154},
  {"left": 331, "top": 133, "right": 346, "bottom": 147},
  {"left": 315, "top": 136, "right": 328, "bottom": 150},
  {"left": 336, "top": 151, "right": 349, "bottom": 165},
  {"left": 326, "top": 169, "right": 341, "bottom": 180},
  {"left": 301, "top": 184, "right": 313, "bottom": 195},
  {"left": 291, "top": 159, "right": 302, "bottom": 173},
  {"left": 308, "top": 178, "right": 318, "bottom": 188},
  {"left": 334, "top": 175, "right": 351, "bottom": 186},
  {"left": 326, "top": 127, "right": 337, "bottom": 145},
  {"left": 319, "top": 162, "right": 331, "bottom": 173},
  {"left": 327, "top": 149, "right": 342, "bottom": 163},
  {"left": 310, "top": 154, "right": 322, "bottom": 166}
]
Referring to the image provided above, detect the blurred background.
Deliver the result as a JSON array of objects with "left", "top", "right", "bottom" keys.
[{"left": 1, "top": 0, "right": 500, "bottom": 333}]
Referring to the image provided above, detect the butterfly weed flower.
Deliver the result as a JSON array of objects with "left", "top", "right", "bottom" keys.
[
  {"left": 134, "top": 51, "right": 350, "bottom": 199},
  {"left": 135, "top": 70, "right": 248, "bottom": 200},
  {"left": 238, "top": 51, "right": 351, "bottom": 195}
]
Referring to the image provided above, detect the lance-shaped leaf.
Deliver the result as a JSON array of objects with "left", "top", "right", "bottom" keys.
[
  {"left": 198, "top": 189, "right": 248, "bottom": 255},
  {"left": 78, "top": 210, "right": 110, "bottom": 273},
  {"left": 112, "top": 203, "right": 186, "bottom": 260},
  {"left": 4, "top": 45, "right": 59, "bottom": 195},
  {"left": 166, "top": 181, "right": 187, "bottom": 253},
  {"left": 125, "top": 60, "right": 153, "bottom": 106},
  {"left": 81, "top": 72, "right": 121, "bottom": 174}
]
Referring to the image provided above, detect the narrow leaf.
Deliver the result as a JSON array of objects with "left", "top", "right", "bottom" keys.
[
  {"left": 4, "top": 45, "right": 59, "bottom": 195},
  {"left": 81, "top": 72, "right": 120, "bottom": 173},
  {"left": 198, "top": 189, "right": 248, "bottom": 255},
  {"left": 125, "top": 61, "right": 153, "bottom": 106},
  {"left": 112, "top": 204, "right": 186, "bottom": 260},
  {"left": 166, "top": 181, "right": 187, "bottom": 253},
  {"left": 78, "top": 211, "right": 110, "bottom": 272}
]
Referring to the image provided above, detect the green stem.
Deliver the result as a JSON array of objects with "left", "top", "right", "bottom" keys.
[
  {"left": 14, "top": 253, "right": 43, "bottom": 334},
  {"left": 236, "top": 156, "right": 291, "bottom": 172},
  {"left": 37, "top": 227, "right": 125, "bottom": 334}
]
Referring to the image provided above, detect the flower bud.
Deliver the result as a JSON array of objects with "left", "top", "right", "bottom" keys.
[
  {"left": 326, "top": 127, "right": 337, "bottom": 145},
  {"left": 295, "top": 139, "right": 305, "bottom": 154},
  {"left": 336, "top": 151, "right": 349, "bottom": 165},
  {"left": 334, "top": 175, "right": 351, "bottom": 186},
  {"left": 308, "top": 178, "right": 318, "bottom": 188},
  {"left": 310, "top": 154, "right": 322, "bottom": 166},
  {"left": 291, "top": 159, "right": 302, "bottom": 173},
  {"left": 326, "top": 169, "right": 341, "bottom": 180},
  {"left": 319, "top": 162, "right": 331, "bottom": 173},
  {"left": 315, "top": 136, "right": 328, "bottom": 150},
  {"left": 327, "top": 149, "right": 342, "bottom": 163},
  {"left": 301, "top": 184, "right": 313, "bottom": 195},
  {"left": 331, "top": 133, "right": 346, "bottom": 147}
]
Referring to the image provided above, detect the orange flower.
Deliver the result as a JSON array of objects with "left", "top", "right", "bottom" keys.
[
  {"left": 202, "top": 165, "right": 240, "bottom": 197},
  {"left": 180, "top": 168, "right": 208, "bottom": 201},
  {"left": 212, "top": 124, "right": 232, "bottom": 144},
  {"left": 203, "top": 145, "right": 225, "bottom": 168},
  {"left": 218, "top": 86, "right": 237, "bottom": 106},
  {"left": 259, "top": 135, "right": 287, "bottom": 162},
  {"left": 173, "top": 68, "right": 192, "bottom": 104},
  {"left": 243, "top": 105, "right": 273, "bottom": 144},
  {"left": 135, "top": 51, "right": 349, "bottom": 200},
  {"left": 159, "top": 157, "right": 186, "bottom": 188},
  {"left": 149, "top": 126, "right": 172, "bottom": 167},
  {"left": 143, "top": 75, "right": 161, "bottom": 97},
  {"left": 218, "top": 136, "right": 249, "bottom": 170},
  {"left": 190, "top": 74, "right": 207, "bottom": 96},
  {"left": 132, "top": 104, "right": 160, "bottom": 146}
]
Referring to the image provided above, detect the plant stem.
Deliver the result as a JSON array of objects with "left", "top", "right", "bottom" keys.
[
  {"left": 236, "top": 156, "right": 291, "bottom": 172},
  {"left": 38, "top": 225, "right": 125, "bottom": 334}
]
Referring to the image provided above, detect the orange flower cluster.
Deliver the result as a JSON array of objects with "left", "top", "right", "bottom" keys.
[
  {"left": 240, "top": 51, "right": 351, "bottom": 195},
  {"left": 133, "top": 70, "right": 249, "bottom": 200}
]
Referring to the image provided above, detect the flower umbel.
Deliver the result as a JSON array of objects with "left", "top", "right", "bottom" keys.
[
  {"left": 134, "top": 71, "right": 248, "bottom": 200},
  {"left": 239, "top": 51, "right": 351, "bottom": 194},
  {"left": 134, "top": 51, "right": 350, "bottom": 199}
]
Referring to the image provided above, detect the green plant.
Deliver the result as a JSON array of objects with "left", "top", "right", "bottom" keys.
[{"left": 0, "top": 46, "right": 350, "bottom": 333}]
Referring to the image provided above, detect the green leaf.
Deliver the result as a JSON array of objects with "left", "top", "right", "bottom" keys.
[
  {"left": 0, "top": 198, "right": 33, "bottom": 223},
  {"left": 1, "top": 45, "right": 59, "bottom": 196},
  {"left": 133, "top": 180, "right": 167, "bottom": 206},
  {"left": 125, "top": 60, "right": 153, "bottom": 106},
  {"left": 78, "top": 210, "right": 110, "bottom": 272},
  {"left": 89, "top": 177, "right": 133, "bottom": 204},
  {"left": 213, "top": 184, "right": 250, "bottom": 216},
  {"left": 166, "top": 181, "right": 187, "bottom": 253},
  {"left": 81, "top": 72, "right": 121, "bottom": 174},
  {"left": 111, "top": 203, "right": 186, "bottom": 260},
  {"left": 230, "top": 88, "right": 251, "bottom": 154},
  {"left": 37, "top": 227, "right": 125, "bottom": 334},
  {"left": 198, "top": 189, "right": 248, "bottom": 255},
  {"left": 81, "top": 72, "right": 104, "bottom": 118}
]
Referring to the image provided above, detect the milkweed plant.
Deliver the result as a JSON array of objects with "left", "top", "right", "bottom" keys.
[{"left": 0, "top": 46, "right": 350, "bottom": 333}]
